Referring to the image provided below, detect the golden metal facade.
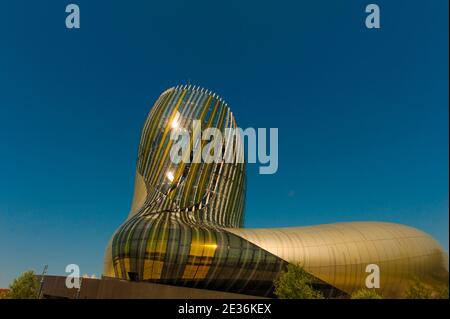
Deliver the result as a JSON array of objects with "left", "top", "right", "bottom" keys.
[
  {"left": 228, "top": 222, "right": 448, "bottom": 297},
  {"left": 128, "top": 85, "right": 246, "bottom": 227},
  {"left": 105, "top": 85, "right": 448, "bottom": 298}
]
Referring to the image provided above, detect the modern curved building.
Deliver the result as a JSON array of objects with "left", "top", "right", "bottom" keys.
[{"left": 104, "top": 85, "right": 448, "bottom": 298}]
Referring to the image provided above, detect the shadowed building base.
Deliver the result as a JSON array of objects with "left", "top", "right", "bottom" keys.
[{"left": 38, "top": 275, "right": 266, "bottom": 299}]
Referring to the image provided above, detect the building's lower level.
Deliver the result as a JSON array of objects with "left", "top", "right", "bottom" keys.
[
  {"left": 104, "top": 220, "right": 449, "bottom": 298},
  {"left": 38, "top": 275, "right": 265, "bottom": 299}
]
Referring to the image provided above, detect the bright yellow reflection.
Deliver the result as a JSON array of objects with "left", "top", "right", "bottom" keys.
[{"left": 166, "top": 171, "right": 175, "bottom": 183}]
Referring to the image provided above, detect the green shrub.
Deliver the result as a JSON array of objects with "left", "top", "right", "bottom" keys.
[
  {"left": 434, "top": 285, "right": 449, "bottom": 299},
  {"left": 350, "top": 288, "right": 383, "bottom": 299},
  {"left": 1, "top": 270, "right": 39, "bottom": 299},
  {"left": 274, "top": 263, "right": 324, "bottom": 299},
  {"left": 404, "top": 277, "right": 433, "bottom": 299}
]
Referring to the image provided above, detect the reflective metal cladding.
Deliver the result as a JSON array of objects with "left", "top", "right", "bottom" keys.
[{"left": 104, "top": 85, "right": 448, "bottom": 298}]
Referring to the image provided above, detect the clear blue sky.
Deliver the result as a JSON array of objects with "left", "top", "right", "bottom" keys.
[{"left": 0, "top": 0, "right": 448, "bottom": 287}]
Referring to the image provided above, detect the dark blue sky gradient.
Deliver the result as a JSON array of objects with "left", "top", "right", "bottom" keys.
[{"left": 0, "top": 0, "right": 448, "bottom": 286}]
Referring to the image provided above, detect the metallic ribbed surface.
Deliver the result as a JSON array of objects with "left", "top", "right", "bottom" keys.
[
  {"left": 106, "top": 214, "right": 289, "bottom": 296},
  {"left": 227, "top": 222, "right": 449, "bottom": 297},
  {"left": 105, "top": 86, "right": 286, "bottom": 296},
  {"left": 105, "top": 85, "right": 448, "bottom": 298},
  {"left": 130, "top": 85, "right": 245, "bottom": 228}
]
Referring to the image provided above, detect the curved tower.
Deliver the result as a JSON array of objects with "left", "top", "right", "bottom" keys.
[
  {"left": 104, "top": 85, "right": 448, "bottom": 298},
  {"left": 126, "top": 85, "right": 245, "bottom": 227}
]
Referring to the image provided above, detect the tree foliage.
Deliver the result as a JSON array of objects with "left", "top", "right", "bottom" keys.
[
  {"left": 0, "top": 270, "right": 39, "bottom": 299},
  {"left": 404, "top": 277, "right": 433, "bottom": 299},
  {"left": 274, "top": 263, "right": 324, "bottom": 299},
  {"left": 435, "top": 285, "right": 449, "bottom": 299},
  {"left": 350, "top": 288, "right": 383, "bottom": 299}
]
